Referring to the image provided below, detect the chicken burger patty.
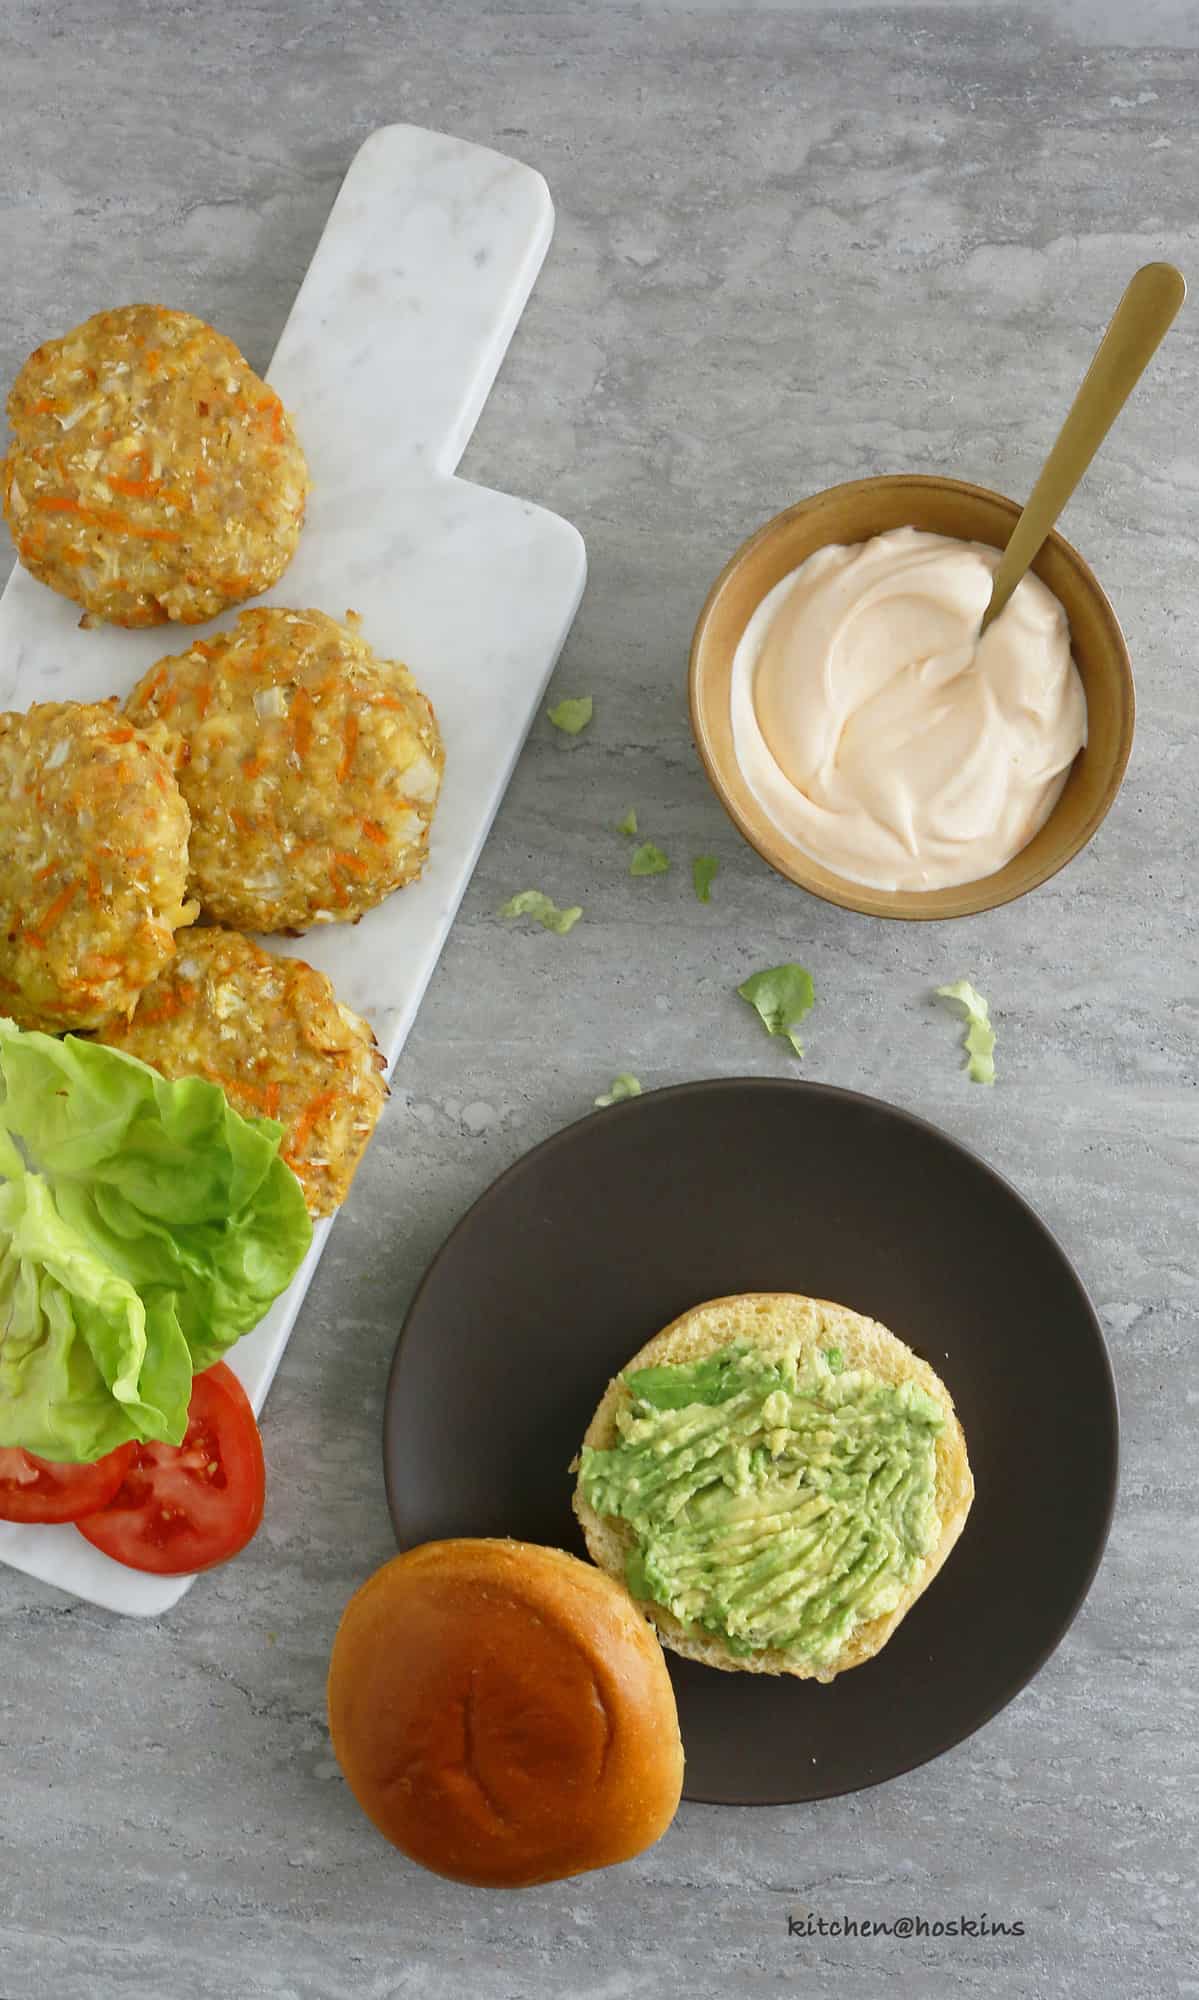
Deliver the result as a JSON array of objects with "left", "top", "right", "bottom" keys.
[
  {"left": 125, "top": 606, "right": 444, "bottom": 932},
  {"left": 95, "top": 925, "right": 388, "bottom": 1217},
  {"left": 0, "top": 700, "right": 196, "bottom": 1032},
  {"left": 3, "top": 304, "right": 309, "bottom": 627}
]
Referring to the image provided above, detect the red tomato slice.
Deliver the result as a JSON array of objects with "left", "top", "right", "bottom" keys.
[
  {"left": 0, "top": 1442, "right": 137, "bottom": 1524},
  {"left": 77, "top": 1362, "right": 265, "bottom": 1575}
]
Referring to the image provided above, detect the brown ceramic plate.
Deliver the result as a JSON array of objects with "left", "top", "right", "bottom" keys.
[{"left": 383, "top": 1080, "right": 1118, "bottom": 1805}]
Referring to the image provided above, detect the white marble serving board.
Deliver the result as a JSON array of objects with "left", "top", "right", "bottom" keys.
[{"left": 0, "top": 124, "right": 586, "bottom": 1614}]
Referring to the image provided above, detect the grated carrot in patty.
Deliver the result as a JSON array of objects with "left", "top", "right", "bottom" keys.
[
  {"left": 337, "top": 711, "right": 358, "bottom": 783},
  {"left": 34, "top": 495, "right": 181, "bottom": 542},
  {"left": 134, "top": 982, "right": 195, "bottom": 1026},
  {"left": 284, "top": 1087, "right": 340, "bottom": 1161},
  {"left": 291, "top": 685, "right": 314, "bottom": 760},
  {"left": 23, "top": 878, "right": 80, "bottom": 949},
  {"left": 108, "top": 475, "right": 161, "bottom": 499}
]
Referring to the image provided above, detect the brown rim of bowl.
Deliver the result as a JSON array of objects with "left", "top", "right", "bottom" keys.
[{"left": 689, "top": 473, "right": 1135, "bottom": 921}]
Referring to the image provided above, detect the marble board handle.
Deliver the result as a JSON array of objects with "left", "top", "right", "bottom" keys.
[{"left": 268, "top": 124, "right": 555, "bottom": 484}]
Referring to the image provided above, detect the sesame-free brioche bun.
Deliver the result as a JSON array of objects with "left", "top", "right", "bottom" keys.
[
  {"left": 326, "top": 1539, "right": 684, "bottom": 1888},
  {"left": 573, "top": 1292, "right": 973, "bottom": 1684}
]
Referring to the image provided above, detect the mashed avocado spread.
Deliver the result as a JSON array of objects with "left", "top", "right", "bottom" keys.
[{"left": 577, "top": 1343, "right": 945, "bottom": 1668}]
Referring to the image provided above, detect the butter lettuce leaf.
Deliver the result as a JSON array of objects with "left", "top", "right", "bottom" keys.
[
  {"left": 0, "top": 1019, "right": 311, "bottom": 1461},
  {"left": 737, "top": 963, "right": 815, "bottom": 1057},
  {"left": 547, "top": 696, "right": 593, "bottom": 735},
  {"left": 616, "top": 807, "right": 638, "bottom": 837},
  {"left": 594, "top": 1074, "right": 642, "bottom": 1108},
  {"left": 500, "top": 889, "right": 583, "bottom": 935},
  {"left": 936, "top": 979, "right": 996, "bottom": 1085},
  {"left": 629, "top": 842, "right": 670, "bottom": 877},
  {"left": 0, "top": 1174, "right": 191, "bottom": 1461},
  {"left": 692, "top": 855, "right": 719, "bottom": 903}
]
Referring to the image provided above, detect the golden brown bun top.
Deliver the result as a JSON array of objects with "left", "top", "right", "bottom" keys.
[{"left": 326, "top": 1538, "right": 684, "bottom": 1889}]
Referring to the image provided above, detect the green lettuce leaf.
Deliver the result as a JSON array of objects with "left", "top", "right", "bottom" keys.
[
  {"left": 629, "top": 842, "right": 670, "bottom": 878},
  {"left": 547, "top": 696, "right": 593, "bottom": 735},
  {"left": 594, "top": 1074, "right": 642, "bottom": 1108},
  {"left": 692, "top": 855, "right": 719, "bottom": 903},
  {"left": 737, "top": 964, "right": 816, "bottom": 1057},
  {"left": 0, "top": 1174, "right": 191, "bottom": 1461},
  {"left": 500, "top": 890, "right": 583, "bottom": 935},
  {"left": 936, "top": 979, "right": 996, "bottom": 1085},
  {"left": 616, "top": 808, "right": 638, "bottom": 836},
  {"left": 0, "top": 1019, "right": 312, "bottom": 1461}
]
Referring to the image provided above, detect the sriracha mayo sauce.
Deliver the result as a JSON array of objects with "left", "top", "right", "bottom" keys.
[{"left": 730, "top": 528, "right": 1087, "bottom": 892}]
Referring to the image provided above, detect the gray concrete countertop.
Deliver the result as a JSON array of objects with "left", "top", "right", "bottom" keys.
[{"left": 1, "top": 4, "right": 1194, "bottom": 1995}]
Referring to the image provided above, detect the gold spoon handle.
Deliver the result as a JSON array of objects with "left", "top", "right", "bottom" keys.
[{"left": 981, "top": 261, "right": 1186, "bottom": 632}]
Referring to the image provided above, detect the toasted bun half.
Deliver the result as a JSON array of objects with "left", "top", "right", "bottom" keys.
[
  {"left": 326, "top": 1538, "right": 684, "bottom": 1887},
  {"left": 572, "top": 1293, "right": 974, "bottom": 1684}
]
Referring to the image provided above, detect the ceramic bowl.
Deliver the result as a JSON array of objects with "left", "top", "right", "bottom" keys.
[{"left": 688, "top": 473, "right": 1134, "bottom": 920}]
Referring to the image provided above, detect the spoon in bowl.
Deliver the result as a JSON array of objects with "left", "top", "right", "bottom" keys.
[{"left": 980, "top": 260, "right": 1186, "bottom": 634}]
